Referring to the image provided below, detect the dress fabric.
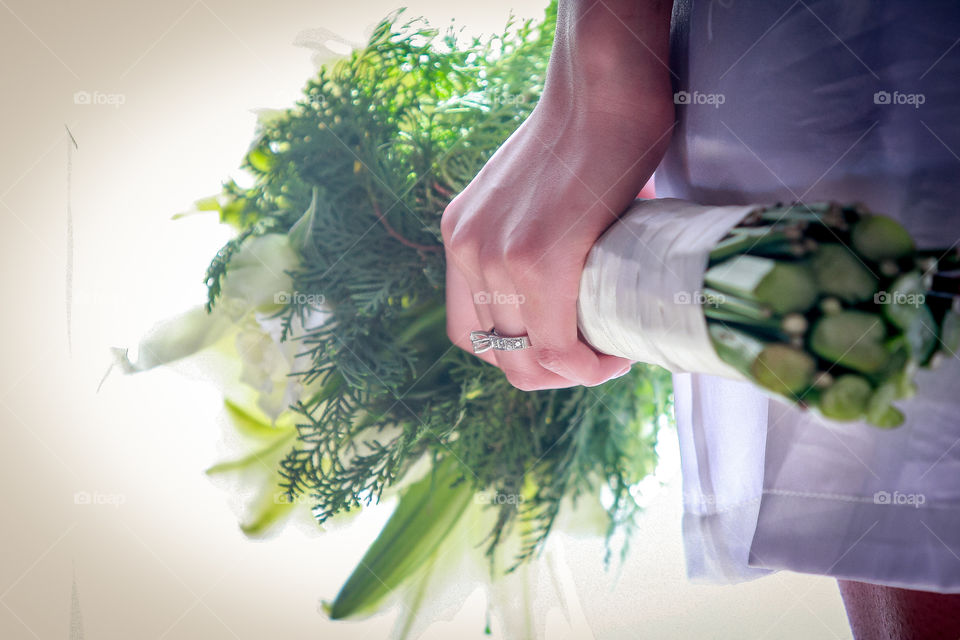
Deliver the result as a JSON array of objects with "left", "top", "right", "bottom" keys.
[{"left": 657, "top": 0, "right": 960, "bottom": 592}]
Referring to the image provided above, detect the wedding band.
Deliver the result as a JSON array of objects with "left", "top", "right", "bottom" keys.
[{"left": 470, "top": 328, "right": 531, "bottom": 354}]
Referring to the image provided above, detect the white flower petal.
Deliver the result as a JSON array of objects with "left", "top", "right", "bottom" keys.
[{"left": 113, "top": 304, "right": 235, "bottom": 373}]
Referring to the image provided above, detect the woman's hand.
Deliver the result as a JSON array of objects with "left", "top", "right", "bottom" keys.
[{"left": 441, "top": 0, "right": 675, "bottom": 390}]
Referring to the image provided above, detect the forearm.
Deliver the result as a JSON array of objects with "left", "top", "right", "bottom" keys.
[
  {"left": 441, "top": 2, "right": 677, "bottom": 391},
  {"left": 545, "top": 0, "right": 674, "bottom": 117}
]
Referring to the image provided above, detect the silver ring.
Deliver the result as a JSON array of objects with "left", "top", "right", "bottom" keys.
[{"left": 470, "top": 328, "right": 531, "bottom": 354}]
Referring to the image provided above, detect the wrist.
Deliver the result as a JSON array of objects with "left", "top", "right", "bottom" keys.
[{"left": 542, "top": 0, "right": 674, "bottom": 119}]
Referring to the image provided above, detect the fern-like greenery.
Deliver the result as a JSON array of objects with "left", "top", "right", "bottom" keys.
[{"left": 202, "top": 3, "right": 672, "bottom": 569}]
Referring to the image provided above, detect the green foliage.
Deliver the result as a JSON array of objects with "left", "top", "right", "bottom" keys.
[
  {"left": 328, "top": 455, "right": 474, "bottom": 619},
  {"left": 201, "top": 2, "right": 670, "bottom": 569}
]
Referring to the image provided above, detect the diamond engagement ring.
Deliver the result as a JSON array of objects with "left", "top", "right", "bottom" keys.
[{"left": 470, "top": 328, "right": 532, "bottom": 354}]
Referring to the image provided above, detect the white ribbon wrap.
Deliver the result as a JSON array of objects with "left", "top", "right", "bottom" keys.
[{"left": 577, "top": 198, "right": 760, "bottom": 379}]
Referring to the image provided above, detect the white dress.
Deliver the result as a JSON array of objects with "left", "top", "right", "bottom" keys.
[{"left": 657, "top": 0, "right": 960, "bottom": 592}]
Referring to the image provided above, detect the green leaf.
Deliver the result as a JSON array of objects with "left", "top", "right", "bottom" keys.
[
  {"left": 881, "top": 272, "right": 938, "bottom": 364},
  {"left": 820, "top": 375, "right": 872, "bottom": 421},
  {"left": 288, "top": 186, "right": 320, "bottom": 258},
  {"left": 194, "top": 195, "right": 222, "bottom": 211},
  {"left": 238, "top": 492, "right": 298, "bottom": 537},
  {"left": 751, "top": 344, "right": 815, "bottom": 396},
  {"left": 851, "top": 215, "right": 914, "bottom": 262},
  {"left": 705, "top": 254, "right": 818, "bottom": 314},
  {"left": 206, "top": 400, "right": 300, "bottom": 537},
  {"left": 941, "top": 309, "right": 960, "bottom": 355},
  {"left": 329, "top": 456, "right": 473, "bottom": 619},
  {"left": 811, "top": 243, "right": 877, "bottom": 303},
  {"left": 810, "top": 311, "right": 890, "bottom": 374},
  {"left": 246, "top": 147, "right": 275, "bottom": 173}
]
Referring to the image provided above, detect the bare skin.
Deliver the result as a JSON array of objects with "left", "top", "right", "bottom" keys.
[
  {"left": 838, "top": 580, "right": 960, "bottom": 640},
  {"left": 443, "top": 0, "right": 959, "bottom": 635},
  {"left": 441, "top": 0, "right": 675, "bottom": 390}
]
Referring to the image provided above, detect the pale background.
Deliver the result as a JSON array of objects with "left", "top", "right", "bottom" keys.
[{"left": 0, "top": 0, "right": 852, "bottom": 637}]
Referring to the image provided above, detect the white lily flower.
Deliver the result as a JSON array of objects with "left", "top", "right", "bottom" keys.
[
  {"left": 114, "top": 231, "right": 335, "bottom": 534},
  {"left": 114, "top": 231, "right": 330, "bottom": 427},
  {"left": 218, "top": 233, "right": 301, "bottom": 320},
  {"left": 116, "top": 233, "right": 300, "bottom": 365}
]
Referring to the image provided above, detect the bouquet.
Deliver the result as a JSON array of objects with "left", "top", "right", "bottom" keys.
[
  {"left": 578, "top": 198, "right": 959, "bottom": 427},
  {"left": 117, "top": 2, "right": 959, "bottom": 635},
  {"left": 119, "top": 5, "right": 670, "bottom": 633}
]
